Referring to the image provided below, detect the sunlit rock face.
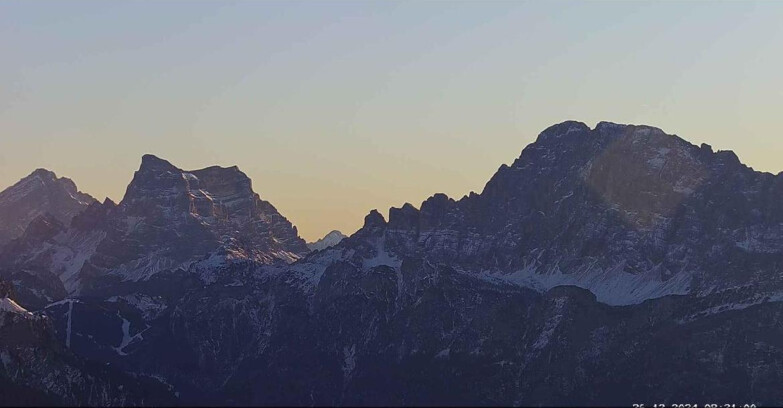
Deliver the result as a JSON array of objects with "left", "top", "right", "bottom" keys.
[
  {"left": 584, "top": 123, "right": 709, "bottom": 229},
  {"left": 0, "top": 155, "right": 309, "bottom": 309},
  {"left": 115, "top": 154, "right": 309, "bottom": 268},
  {"left": 0, "top": 169, "right": 96, "bottom": 246}
]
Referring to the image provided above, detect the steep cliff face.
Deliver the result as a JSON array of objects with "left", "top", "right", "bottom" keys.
[
  {"left": 0, "top": 169, "right": 96, "bottom": 246},
  {"left": 0, "top": 155, "right": 309, "bottom": 309},
  {"left": 367, "top": 121, "right": 783, "bottom": 305},
  {"left": 114, "top": 154, "right": 308, "bottom": 268}
]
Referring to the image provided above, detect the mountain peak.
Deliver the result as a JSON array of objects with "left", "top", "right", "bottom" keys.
[
  {"left": 139, "top": 154, "right": 177, "bottom": 172},
  {"left": 307, "top": 230, "right": 348, "bottom": 251},
  {"left": 388, "top": 203, "right": 420, "bottom": 230},
  {"left": 355, "top": 120, "right": 778, "bottom": 305},
  {"left": 0, "top": 169, "right": 96, "bottom": 244},
  {"left": 534, "top": 120, "right": 675, "bottom": 148},
  {"left": 189, "top": 165, "right": 254, "bottom": 197},
  {"left": 363, "top": 209, "right": 387, "bottom": 230},
  {"left": 28, "top": 168, "right": 58, "bottom": 180},
  {"left": 2, "top": 154, "right": 309, "bottom": 305},
  {"left": 535, "top": 120, "right": 590, "bottom": 143}
]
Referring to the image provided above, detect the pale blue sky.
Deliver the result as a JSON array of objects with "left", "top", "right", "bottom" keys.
[{"left": 2, "top": 1, "right": 782, "bottom": 240}]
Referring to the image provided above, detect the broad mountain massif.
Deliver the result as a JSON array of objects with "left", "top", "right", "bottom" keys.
[{"left": 2, "top": 121, "right": 783, "bottom": 406}]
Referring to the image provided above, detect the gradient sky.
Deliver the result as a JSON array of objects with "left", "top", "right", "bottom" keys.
[{"left": 2, "top": 1, "right": 783, "bottom": 241}]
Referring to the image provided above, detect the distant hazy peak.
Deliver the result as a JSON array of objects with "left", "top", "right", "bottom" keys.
[
  {"left": 307, "top": 230, "right": 348, "bottom": 252},
  {"left": 1, "top": 168, "right": 94, "bottom": 203}
]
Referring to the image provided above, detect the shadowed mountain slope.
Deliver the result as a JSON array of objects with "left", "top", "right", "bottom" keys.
[{"left": 0, "top": 169, "right": 96, "bottom": 246}]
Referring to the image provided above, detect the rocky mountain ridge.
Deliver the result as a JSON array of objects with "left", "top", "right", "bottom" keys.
[
  {"left": 361, "top": 121, "right": 783, "bottom": 304},
  {"left": 0, "top": 155, "right": 309, "bottom": 309},
  {"left": 3, "top": 121, "right": 783, "bottom": 406},
  {"left": 0, "top": 169, "right": 96, "bottom": 246}
]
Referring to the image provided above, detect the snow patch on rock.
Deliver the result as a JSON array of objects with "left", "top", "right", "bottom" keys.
[
  {"left": 479, "top": 261, "right": 692, "bottom": 306},
  {"left": 0, "top": 298, "right": 31, "bottom": 315}
]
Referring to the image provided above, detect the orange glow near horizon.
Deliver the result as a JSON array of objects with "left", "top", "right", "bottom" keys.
[{"left": 2, "top": 1, "right": 783, "bottom": 241}]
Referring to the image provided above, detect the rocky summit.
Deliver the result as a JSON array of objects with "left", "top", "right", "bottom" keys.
[
  {"left": 0, "top": 154, "right": 309, "bottom": 310},
  {"left": 0, "top": 169, "right": 96, "bottom": 246},
  {"left": 2, "top": 122, "right": 783, "bottom": 406},
  {"left": 374, "top": 120, "right": 783, "bottom": 304}
]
